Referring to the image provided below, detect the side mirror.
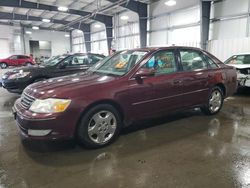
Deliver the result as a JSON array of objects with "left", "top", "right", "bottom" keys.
[
  {"left": 135, "top": 68, "right": 155, "bottom": 79},
  {"left": 58, "top": 62, "right": 67, "bottom": 69}
]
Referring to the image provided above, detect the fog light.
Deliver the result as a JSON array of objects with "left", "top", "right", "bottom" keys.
[{"left": 28, "top": 129, "right": 52, "bottom": 136}]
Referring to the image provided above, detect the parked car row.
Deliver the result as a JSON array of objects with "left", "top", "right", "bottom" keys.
[
  {"left": 5, "top": 47, "right": 237, "bottom": 148},
  {"left": 1, "top": 53, "right": 105, "bottom": 93}
]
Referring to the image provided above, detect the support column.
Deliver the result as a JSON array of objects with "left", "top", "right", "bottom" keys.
[
  {"left": 138, "top": 3, "right": 148, "bottom": 47},
  {"left": 80, "top": 24, "right": 91, "bottom": 52},
  {"left": 200, "top": 1, "right": 211, "bottom": 50},
  {"left": 103, "top": 17, "right": 113, "bottom": 52}
]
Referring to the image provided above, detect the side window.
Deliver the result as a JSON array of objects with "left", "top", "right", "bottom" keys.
[
  {"left": 143, "top": 51, "right": 177, "bottom": 75},
  {"left": 203, "top": 55, "right": 218, "bottom": 69},
  {"left": 180, "top": 50, "right": 208, "bottom": 71},
  {"left": 70, "top": 55, "right": 89, "bottom": 66},
  {"left": 10, "top": 55, "right": 17, "bottom": 60},
  {"left": 89, "top": 55, "right": 104, "bottom": 64}
]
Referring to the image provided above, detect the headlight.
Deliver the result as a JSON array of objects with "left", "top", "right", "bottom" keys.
[
  {"left": 29, "top": 98, "right": 71, "bottom": 113},
  {"left": 8, "top": 70, "right": 30, "bottom": 79}
]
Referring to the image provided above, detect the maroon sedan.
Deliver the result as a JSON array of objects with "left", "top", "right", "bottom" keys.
[{"left": 13, "top": 47, "right": 237, "bottom": 148}]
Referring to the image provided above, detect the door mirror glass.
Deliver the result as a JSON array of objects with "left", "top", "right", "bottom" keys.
[{"left": 135, "top": 68, "right": 155, "bottom": 78}]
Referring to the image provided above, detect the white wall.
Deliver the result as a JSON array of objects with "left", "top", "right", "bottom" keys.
[
  {"left": 208, "top": 0, "right": 250, "bottom": 61},
  {"left": 114, "top": 10, "right": 140, "bottom": 50},
  {"left": 90, "top": 22, "right": 108, "bottom": 55},
  {"left": 24, "top": 29, "right": 70, "bottom": 56},
  {"left": 0, "top": 25, "right": 23, "bottom": 58},
  {"left": 208, "top": 38, "right": 250, "bottom": 61},
  {"left": 72, "top": 30, "right": 86, "bottom": 53},
  {"left": 149, "top": 0, "right": 200, "bottom": 47}
]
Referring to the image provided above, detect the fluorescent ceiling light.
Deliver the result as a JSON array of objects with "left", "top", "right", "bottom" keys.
[
  {"left": 165, "top": 0, "right": 176, "bottom": 6},
  {"left": 32, "top": 26, "right": 39, "bottom": 30},
  {"left": 58, "top": 6, "right": 68, "bottom": 12},
  {"left": 42, "top": 18, "right": 51, "bottom": 23},
  {"left": 65, "top": 34, "right": 70, "bottom": 37},
  {"left": 94, "top": 24, "right": 101, "bottom": 28},
  {"left": 120, "top": 15, "right": 129, "bottom": 20},
  {"left": 25, "top": 31, "right": 32, "bottom": 34}
]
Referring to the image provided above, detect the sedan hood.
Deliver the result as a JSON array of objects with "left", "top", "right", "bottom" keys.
[
  {"left": 24, "top": 72, "right": 118, "bottom": 99},
  {"left": 228, "top": 64, "right": 250, "bottom": 69}
]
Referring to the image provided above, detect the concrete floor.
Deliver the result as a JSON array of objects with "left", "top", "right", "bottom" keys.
[{"left": 1, "top": 70, "right": 250, "bottom": 187}]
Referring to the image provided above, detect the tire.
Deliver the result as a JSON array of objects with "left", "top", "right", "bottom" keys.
[
  {"left": 0, "top": 62, "right": 8, "bottom": 69},
  {"left": 201, "top": 86, "right": 224, "bottom": 115},
  {"left": 25, "top": 62, "right": 32, "bottom": 66},
  {"left": 76, "top": 104, "right": 122, "bottom": 149}
]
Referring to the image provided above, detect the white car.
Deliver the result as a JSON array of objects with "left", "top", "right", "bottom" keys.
[{"left": 225, "top": 54, "right": 250, "bottom": 87}]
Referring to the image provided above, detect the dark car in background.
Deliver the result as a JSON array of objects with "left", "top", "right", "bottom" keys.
[
  {"left": 2, "top": 53, "right": 105, "bottom": 93},
  {"left": 13, "top": 47, "right": 237, "bottom": 148},
  {"left": 224, "top": 53, "right": 250, "bottom": 88},
  {"left": 0, "top": 55, "right": 35, "bottom": 69}
]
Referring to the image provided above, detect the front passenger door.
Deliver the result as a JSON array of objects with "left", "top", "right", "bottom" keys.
[{"left": 128, "top": 50, "right": 184, "bottom": 119}]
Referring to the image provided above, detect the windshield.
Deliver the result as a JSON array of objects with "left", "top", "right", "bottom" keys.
[
  {"left": 90, "top": 50, "right": 148, "bottom": 76},
  {"left": 42, "top": 56, "right": 67, "bottom": 66},
  {"left": 225, "top": 55, "right": 250, "bottom": 65}
]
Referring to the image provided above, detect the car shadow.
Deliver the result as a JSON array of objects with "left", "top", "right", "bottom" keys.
[{"left": 21, "top": 108, "right": 203, "bottom": 156}]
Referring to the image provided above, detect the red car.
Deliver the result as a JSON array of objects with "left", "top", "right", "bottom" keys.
[
  {"left": 13, "top": 47, "right": 237, "bottom": 148},
  {"left": 0, "top": 55, "right": 35, "bottom": 69}
]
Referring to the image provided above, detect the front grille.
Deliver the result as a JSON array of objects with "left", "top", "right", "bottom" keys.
[
  {"left": 239, "top": 68, "right": 250, "bottom": 75},
  {"left": 20, "top": 92, "right": 35, "bottom": 109}
]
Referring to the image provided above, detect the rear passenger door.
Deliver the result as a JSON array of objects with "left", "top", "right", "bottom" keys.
[{"left": 177, "top": 49, "right": 210, "bottom": 107}]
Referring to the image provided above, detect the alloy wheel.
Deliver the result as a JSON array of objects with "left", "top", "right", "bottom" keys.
[
  {"left": 209, "top": 90, "right": 222, "bottom": 113},
  {"left": 88, "top": 110, "right": 117, "bottom": 144}
]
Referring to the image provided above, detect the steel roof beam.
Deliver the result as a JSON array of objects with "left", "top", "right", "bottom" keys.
[{"left": 0, "top": 0, "right": 112, "bottom": 24}]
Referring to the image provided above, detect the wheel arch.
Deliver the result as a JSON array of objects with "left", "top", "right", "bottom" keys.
[
  {"left": 74, "top": 99, "right": 125, "bottom": 136},
  {"left": 215, "top": 83, "right": 226, "bottom": 97}
]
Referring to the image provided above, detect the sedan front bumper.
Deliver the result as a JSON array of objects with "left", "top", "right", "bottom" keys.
[
  {"left": 13, "top": 98, "right": 80, "bottom": 141},
  {"left": 2, "top": 78, "right": 30, "bottom": 93}
]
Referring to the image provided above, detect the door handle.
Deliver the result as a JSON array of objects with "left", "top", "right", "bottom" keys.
[{"left": 173, "top": 80, "right": 182, "bottom": 85}]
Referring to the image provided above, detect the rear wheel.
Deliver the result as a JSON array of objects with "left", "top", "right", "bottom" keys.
[
  {"left": 0, "top": 63, "right": 8, "bottom": 69},
  {"left": 25, "top": 62, "right": 32, "bottom": 66},
  {"left": 201, "top": 86, "right": 224, "bottom": 115},
  {"left": 76, "top": 104, "right": 122, "bottom": 149}
]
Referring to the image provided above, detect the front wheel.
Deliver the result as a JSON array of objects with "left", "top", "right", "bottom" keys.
[
  {"left": 201, "top": 87, "right": 224, "bottom": 115},
  {"left": 0, "top": 63, "right": 8, "bottom": 69},
  {"left": 76, "top": 104, "right": 122, "bottom": 149},
  {"left": 25, "top": 62, "right": 32, "bottom": 66}
]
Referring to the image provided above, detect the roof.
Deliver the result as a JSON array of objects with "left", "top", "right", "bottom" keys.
[{"left": 0, "top": 0, "right": 150, "bottom": 31}]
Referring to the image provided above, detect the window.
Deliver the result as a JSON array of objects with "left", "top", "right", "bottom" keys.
[
  {"left": 70, "top": 55, "right": 89, "bottom": 66},
  {"left": 91, "top": 50, "right": 147, "bottom": 76},
  {"left": 143, "top": 51, "right": 177, "bottom": 75},
  {"left": 17, "top": 55, "right": 27, "bottom": 59},
  {"left": 89, "top": 55, "right": 105, "bottom": 64},
  {"left": 204, "top": 55, "right": 218, "bottom": 69},
  {"left": 180, "top": 50, "right": 208, "bottom": 71},
  {"left": 9, "top": 55, "right": 17, "bottom": 60},
  {"left": 226, "top": 55, "right": 250, "bottom": 65}
]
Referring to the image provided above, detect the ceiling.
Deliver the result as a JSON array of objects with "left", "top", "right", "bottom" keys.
[{"left": 0, "top": 0, "right": 200, "bottom": 31}]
